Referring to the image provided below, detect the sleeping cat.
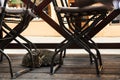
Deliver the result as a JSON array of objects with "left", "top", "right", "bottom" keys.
[{"left": 22, "top": 49, "right": 62, "bottom": 68}]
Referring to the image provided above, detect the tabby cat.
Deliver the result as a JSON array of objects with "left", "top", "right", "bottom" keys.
[{"left": 22, "top": 49, "right": 61, "bottom": 68}]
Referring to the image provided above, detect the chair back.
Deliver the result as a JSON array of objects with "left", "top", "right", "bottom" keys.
[
  {"left": 75, "top": 0, "right": 95, "bottom": 7},
  {"left": 52, "top": 0, "right": 68, "bottom": 8},
  {"left": 52, "top": 0, "right": 74, "bottom": 35}
]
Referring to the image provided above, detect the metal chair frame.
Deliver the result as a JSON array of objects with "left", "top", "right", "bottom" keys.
[
  {"left": 21, "top": 0, "right": 120, "bottom": 75},
  {"left": 0, "top": 0, "right": 40, "bottom": 78},
  {"left": 50, "top": 0, "right": 113, "bottom": 75}
]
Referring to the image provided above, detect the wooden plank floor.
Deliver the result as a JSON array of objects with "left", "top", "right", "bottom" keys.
[{"left": 0, "top": 54, "right": 120, "bottom": 80}]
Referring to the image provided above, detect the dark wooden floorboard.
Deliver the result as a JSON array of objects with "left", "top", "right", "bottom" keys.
[{"left": 0, "top": 54, "right": 120, "bottom": 80}]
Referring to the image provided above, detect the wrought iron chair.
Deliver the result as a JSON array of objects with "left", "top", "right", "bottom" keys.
[
  {"left": 0, "top": 0, "right": 39, "bottom": 78},
  {"left": 50, "top": 0, "right": 113, "bottom": 75}
]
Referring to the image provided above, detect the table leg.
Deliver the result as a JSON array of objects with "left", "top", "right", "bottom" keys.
[
  {"left": 88, "top": 9, "right": 120, "bottom": 39},
  {"left": 22, "top": 0, "right": 70, "bottom": 39}
]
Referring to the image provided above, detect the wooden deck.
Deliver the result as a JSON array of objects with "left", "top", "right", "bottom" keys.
[{"left": 0, "top": 53, "right": 120, "bottom": 80}]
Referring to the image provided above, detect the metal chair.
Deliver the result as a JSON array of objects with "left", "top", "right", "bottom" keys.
[
  {"left": 0, "top": 0, "right": 39, "bottom": 78},
  {"left": 50, "top": 0, "right": 113, "bottom": 75}
]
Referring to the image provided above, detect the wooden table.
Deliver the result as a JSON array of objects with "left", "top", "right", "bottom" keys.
[{"left": 22, "top": 0, "right": 70, "bottom": 39}]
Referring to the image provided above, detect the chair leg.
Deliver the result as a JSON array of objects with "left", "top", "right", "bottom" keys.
[
  {"left": 83, "top": 37, "right": 103, "bottom": 71},
  {"left": 0, "top": 50, "right": 33, "bottom": 79},
  {"left": 0, "top": 31, "right": 34, "bottom": 78},
  {"left": 51, "top": 34, "right": 101, "bottom": 75},
  {"left": 90, "top": 52, "right": 100, "bottom": 75},
  {"left": 55, "top": 39, "right": 68, "bottom": 58},
  {"left": 0, "top": 49, "right": 13, "bottom": 78},
  {"left": 76, "top": 34, "right": 103, "bottom": 71},
  {"left": 88, "top": 39, "right": 103, "bottom": 66},
  {"left": 62, "top": 49, "right": 66, "bottom": 58},
  {"left": 0, "top": 53, "right": 3, "bottom": 62},
  {"left": 73, "top": 35, "right": 101, "bottom": 75},
  {"left": 50, "top": 40, "right": 72, "bottom": 74}
]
